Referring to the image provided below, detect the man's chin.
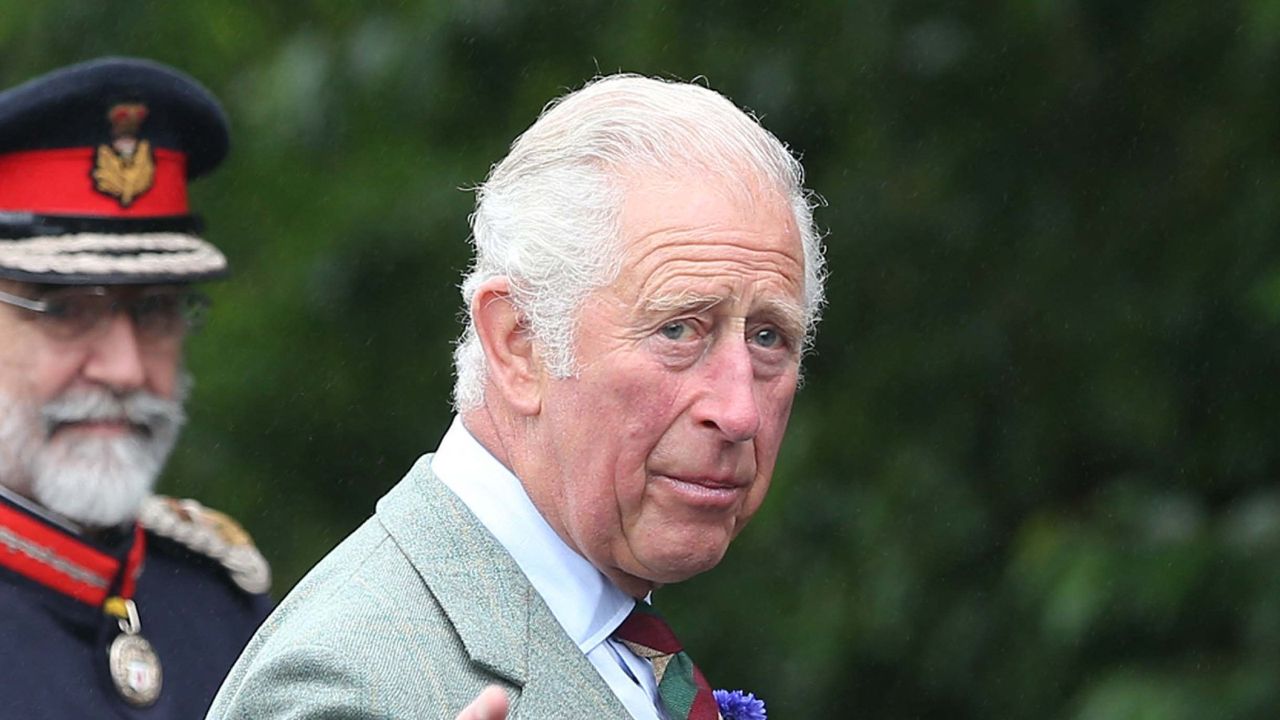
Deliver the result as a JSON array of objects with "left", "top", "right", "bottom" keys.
[
  {"left": 33, "top": 476, "right": 152, "bottom": 529},
  {"left": 30, "top": 440, "right": 162, "bottom": 528},
  {"left": 632, "top": 541, "right": 733, "bottom": 588}
]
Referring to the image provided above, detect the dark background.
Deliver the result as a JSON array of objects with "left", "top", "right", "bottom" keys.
[{"left": 5, "top": 2, "right": 1280, "bottom": 717}]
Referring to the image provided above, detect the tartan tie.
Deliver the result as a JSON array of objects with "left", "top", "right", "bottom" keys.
[{"left": 612, "top": 602, "right": 721, "bottom": 720}]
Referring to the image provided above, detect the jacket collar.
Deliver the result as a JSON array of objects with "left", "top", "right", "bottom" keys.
[
  {"left": 0, "top": 490, "right": 143, "bottom": 609},
  {"left": 375, "top": 455, "right": 629, "bottom": 716}
]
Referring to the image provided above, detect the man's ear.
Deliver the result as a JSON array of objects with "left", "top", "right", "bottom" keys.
[{"left": 471, "top": 277, "right": 542, "bottom": 416}]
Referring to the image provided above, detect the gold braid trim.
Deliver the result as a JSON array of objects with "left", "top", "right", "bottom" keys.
[{"left": 137, "top": 495, "right": 271, "bottom": 595}]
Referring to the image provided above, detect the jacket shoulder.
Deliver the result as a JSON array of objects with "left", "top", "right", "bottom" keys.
[
  {"left": 210, "top": 520, "right": 495, "bottom": 718},
  {"left": 138, "top": 495, "right": 271, "bottom": 595}
]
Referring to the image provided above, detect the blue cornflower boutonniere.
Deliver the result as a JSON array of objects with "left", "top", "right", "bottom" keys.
[{"left": 714, "top": 689, "right": 766, "bottom": 720}]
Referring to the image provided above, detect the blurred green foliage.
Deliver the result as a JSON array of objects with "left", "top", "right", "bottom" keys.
[{"left": 5, "top": 1, "right": 1280, "bottom": 717}]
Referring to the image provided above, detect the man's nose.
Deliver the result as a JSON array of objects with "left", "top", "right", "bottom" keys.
[
  {"left": 80, "top": 312, "right": 147, "bottom": 391},
  {"left": 696, "top": 338, "right": 762, "bottom": 443}
]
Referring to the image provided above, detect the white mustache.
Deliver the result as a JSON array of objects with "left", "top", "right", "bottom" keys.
[{"left": 41, "top": 388, "right": 186, "bottom": 438}]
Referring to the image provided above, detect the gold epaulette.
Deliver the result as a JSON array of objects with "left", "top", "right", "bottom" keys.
[{"left": 137, "top": 495, "right": 272, "bottom": 595}]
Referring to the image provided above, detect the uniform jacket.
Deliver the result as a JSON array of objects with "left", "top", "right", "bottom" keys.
[
  {"left": 0, "top": 494, "right": 272, "bottom": 719},
  {"left": 207, "top": 455, "right": 633, "bottom": 719}
]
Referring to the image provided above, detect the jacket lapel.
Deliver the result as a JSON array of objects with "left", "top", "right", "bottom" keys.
[{"left": 375, "top": 455, "right": 630, "bottom": 717}]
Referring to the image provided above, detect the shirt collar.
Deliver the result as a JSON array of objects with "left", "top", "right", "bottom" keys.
[{"left": 432, "top": 416, "right": 634, "bottom": 653}]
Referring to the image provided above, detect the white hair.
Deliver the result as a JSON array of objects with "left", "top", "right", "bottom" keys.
[{"left": 452, "top": 74, "right": 826, "bottom": 411}]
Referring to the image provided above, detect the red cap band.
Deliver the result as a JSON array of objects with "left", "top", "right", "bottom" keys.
[{"left": 0, "top": 147, "right": 189, "bottom": 217}]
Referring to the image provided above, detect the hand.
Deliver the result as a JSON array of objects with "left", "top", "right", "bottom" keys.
[{"left": 454, "top": 685, "right": 509, "bottom": 720}]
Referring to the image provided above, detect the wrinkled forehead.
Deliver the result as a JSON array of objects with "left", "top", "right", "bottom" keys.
[
  {"left": 609, "top": 169, "right": 803, "bottom": 300},
  {"left": 614, "top": 165, "right": 801, "bottom": 247}
]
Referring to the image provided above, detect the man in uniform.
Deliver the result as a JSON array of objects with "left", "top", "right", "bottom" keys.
[
  {"left": 210, "top": 74, "right": 821, "bottom": 719},
  {"left": 0, "top": 57, "right": 272, "bottom": 718}
]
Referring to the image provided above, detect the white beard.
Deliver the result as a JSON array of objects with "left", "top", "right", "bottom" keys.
[{"left": 0, "top": 383, "right": 187, "bottom": 528}]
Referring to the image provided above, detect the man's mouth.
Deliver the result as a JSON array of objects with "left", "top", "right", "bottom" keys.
[
  {"left": 49, "top": 418, "right": 149, "bottom": 438},
  {"left": 654, "top": 473, "right": 748, "bottom": 509}
]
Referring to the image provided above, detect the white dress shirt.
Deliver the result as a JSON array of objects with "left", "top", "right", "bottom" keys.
[{"left": 432, "top": 416, "right": 665, "bottom": 720}]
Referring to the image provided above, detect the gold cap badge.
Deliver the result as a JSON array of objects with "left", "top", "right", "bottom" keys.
[{"left": 92, "top": 102, "right": 155, "bottom": 207}]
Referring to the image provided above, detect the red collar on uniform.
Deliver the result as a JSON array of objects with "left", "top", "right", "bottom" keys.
[{"left": 0, "top": 500, "right": 145, "bottom": 607}]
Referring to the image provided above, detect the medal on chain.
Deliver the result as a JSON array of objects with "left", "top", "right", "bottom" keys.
[{"left": 106, "top": 597, "right": 163, "bottom": 706}]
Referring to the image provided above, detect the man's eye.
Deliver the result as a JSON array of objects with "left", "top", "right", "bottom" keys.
[
  {"left": 134, "top": 294, "right": 179, "bottom": 319},
  {"left": 41, "top": 300, "right": 70, "bottom": 318},
  {"left": 43, "top": 298, "right": 88, "bottom": 320},
  {"left": 658, "top": 321, "right": 693, "bottom": 341},
  {"left": 750, "top": 327, "right": 784, "bottom": 349}
]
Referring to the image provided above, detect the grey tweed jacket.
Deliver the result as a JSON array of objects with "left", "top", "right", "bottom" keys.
[{"left": 206, "top": 455, "right": 632, "bottom": 719}]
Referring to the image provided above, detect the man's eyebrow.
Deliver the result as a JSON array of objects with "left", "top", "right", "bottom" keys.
[
  {"left": 756, "top": 298, "right": 806, "bottom": 337},
  {"left": 641, "top": 293, "right": 805, "bottom": 333},
  {"left": 641, "top": 292, "right": 728, "bottom": 315}
]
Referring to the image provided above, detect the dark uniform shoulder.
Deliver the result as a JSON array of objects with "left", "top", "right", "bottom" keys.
[{"left": 138, "top": 495, "right": 272, "bottom": 595}]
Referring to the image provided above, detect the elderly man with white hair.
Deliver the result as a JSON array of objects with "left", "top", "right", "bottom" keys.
[{"left": 208, "top": 73, "right": 825, "bottom": 720}]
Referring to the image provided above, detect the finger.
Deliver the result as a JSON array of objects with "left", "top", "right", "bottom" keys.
[{"left": 455, "top": 685, "right": 509, "bottom": 720}]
